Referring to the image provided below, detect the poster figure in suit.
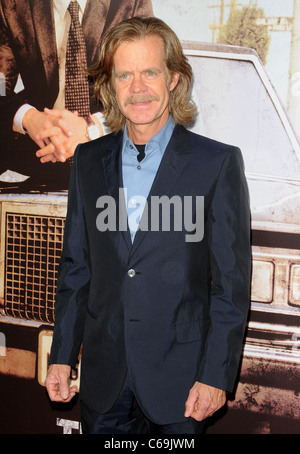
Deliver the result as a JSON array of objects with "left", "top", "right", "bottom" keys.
[
  {"left": 0, "top": 0, "right": 153, "bottom": 191},
  {"left": 45, "top": 17, "right": 251, "bottom": 434}
]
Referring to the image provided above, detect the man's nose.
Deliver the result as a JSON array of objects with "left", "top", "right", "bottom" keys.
[{"left": 130, "top": 75, "right": 147, "bottom": 92}]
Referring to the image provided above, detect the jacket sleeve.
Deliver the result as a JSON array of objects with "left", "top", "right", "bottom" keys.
[
  {"left": 49, "top": 147, "right": 91, "bottom": 367},
  {"left": 196, "top": 146, "right": 251, "bottom": 393}
]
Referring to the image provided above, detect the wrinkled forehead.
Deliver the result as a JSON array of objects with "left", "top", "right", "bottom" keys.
[{"left": 112, "top": 35, "right": 167, "bottom": 72}]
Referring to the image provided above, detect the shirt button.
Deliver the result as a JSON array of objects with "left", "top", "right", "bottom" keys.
[
  {"left": 128, "top": 269, "right": 136, "bottom": 278},
  {"left": 137, "top": 165, "right": 141, "bottom": 170}
]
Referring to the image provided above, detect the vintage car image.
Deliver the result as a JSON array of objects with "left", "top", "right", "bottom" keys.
[
  {"left": 0, "top": 41, "right": 300, "bottom": 434},
  {"left": 185, "top": 41, "right": 300, "bottom": 434}
]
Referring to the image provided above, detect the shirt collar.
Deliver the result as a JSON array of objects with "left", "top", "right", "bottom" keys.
[
  {"left": 122, "top": 116, "right": 175, "bottom": 157},
  {"left": 54, "top": 0, "right": 87, "bottom": 19}
]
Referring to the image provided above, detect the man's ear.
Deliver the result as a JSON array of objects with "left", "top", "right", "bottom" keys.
[{"left": 169, "top": 72, "right": 180, "bottom": 91}]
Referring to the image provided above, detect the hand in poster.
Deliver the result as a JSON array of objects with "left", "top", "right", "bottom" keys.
[
  {"left": 184, "top": 381, "right": 226, "bottom": 421},
  {"left": 23, "top": 107, "right": 103, "bottom": 163}
]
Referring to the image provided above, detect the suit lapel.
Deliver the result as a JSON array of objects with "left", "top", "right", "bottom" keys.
[
  {"left": 83, "top": 0, "right": 111, "bottom": 66},
  {"left": 31, "top": 0, "right": 58, "bottom": 91},
  {"left": 101, "top": 132, "right": 132, "bottom": 252},
  {"left": 130, "top": 125, "right": 191, "bottom": 255}
]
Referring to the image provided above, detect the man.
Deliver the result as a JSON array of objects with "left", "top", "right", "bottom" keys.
[
  {"left": 0, "top": 0, "right": 153, "bottom": 191},
  {"left": 46, "top": 17, "right": 251, "bottom": 434}
]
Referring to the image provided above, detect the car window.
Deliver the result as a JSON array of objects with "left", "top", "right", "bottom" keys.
[{"left": 187, "top": 54, "right": 300, "bottom": 181}]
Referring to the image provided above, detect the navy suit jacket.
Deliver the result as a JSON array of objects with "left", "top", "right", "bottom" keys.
[{"left": 49, "top": 124, "right": 251, "bottom": 425}]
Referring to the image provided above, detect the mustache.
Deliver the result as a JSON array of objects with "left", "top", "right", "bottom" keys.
[{"left": 124, "top": 95, "right": 159, "bottom": 106}]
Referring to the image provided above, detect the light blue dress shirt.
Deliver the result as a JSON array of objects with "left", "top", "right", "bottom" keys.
[{"left": 122, "top": 116, "right": 175, "bottom": 241}]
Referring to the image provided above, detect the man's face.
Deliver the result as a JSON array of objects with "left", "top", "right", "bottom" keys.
[{"left": 113, "top": 35, "right": 179, "bottom": 140}]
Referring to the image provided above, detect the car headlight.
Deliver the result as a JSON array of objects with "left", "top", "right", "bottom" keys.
[
  {"left": 290, "top": 264, "right": 300, "bottom": 306},
  {"left": 251, "top": 260, "right": 274, "bottom": 303}
]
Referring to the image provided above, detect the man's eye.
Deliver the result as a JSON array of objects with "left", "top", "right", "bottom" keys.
[
  {"left": 118, "top": 73, "right": 128, "bottom": 80},
  {"left": 147, "top": 71, "right": 155, "bottom": 76}
]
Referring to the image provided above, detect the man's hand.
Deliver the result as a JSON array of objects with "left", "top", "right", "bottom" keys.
[
  {"left": 35, "top": 108, "right": 89, "bottom": 163},
  {"left": 45, "top": 364, "right": 78, "bottom": 403},
  {"left": 184, "top": 381, "right": 226, "bottom": 422},
  {"left": 36, "top": 108, "right": 103, "bottom": 163},
  {"left": 22, "top": 107, "right": 103, "bottom": 163},
  {"left": 22, "top": 107, "right": 73, "bottom": 162},
  {"left": 22, "top": 107, "right": 65, "bottom": 145}
]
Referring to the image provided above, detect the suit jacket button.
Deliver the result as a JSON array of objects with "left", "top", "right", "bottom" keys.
[{"left": 128, "top": 269, "right": 136, "bottom": 277}]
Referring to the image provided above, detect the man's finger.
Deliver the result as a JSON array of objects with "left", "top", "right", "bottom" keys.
[
  {"left": 59, "top": 378, "right": 71, "bottom": 400},
  {"left": 184, "top": 389, "right": 198, "bottom": 418},
  {"left": 57, "top": 118, "right": 73, "bottom": 137},
  {"left": 36, "top": 126, "right": 61, "bottom": 140}
]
